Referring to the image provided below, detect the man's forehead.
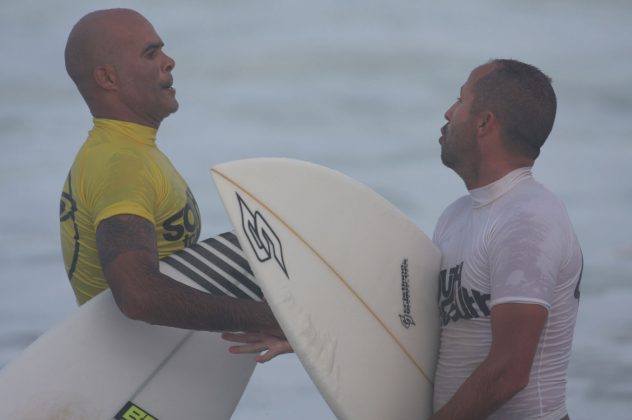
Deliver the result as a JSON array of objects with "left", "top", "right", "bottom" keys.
[
  {"left": 460, "top": 64, "right": 494, "bottom": 93},
  {"left": 114, "top": 18, "right": 162, "bottom": 53},
  {"left": 470, "top": 64, "right": 496, "bottom": 82}
]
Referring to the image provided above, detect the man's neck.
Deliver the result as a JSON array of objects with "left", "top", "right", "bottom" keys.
[{"left": 462, "top": 157, "right": 534, "bottom": 191}]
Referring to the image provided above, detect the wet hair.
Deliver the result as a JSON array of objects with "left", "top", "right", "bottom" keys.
[{"left": 471, "top": 59, "right": 557, "bottom": 159}]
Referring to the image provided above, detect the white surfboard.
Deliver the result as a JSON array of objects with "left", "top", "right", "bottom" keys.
[
  {"left": 212, "top": 158, "right": 442, "bottom": 420},
  {"left": 0, "top": 232, "right": 260, "bottom": 420}
]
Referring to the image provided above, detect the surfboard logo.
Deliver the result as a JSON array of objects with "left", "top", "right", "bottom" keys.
[
  {"left": 236, "top": 193, "right": 289, "bottom": 278},
  {"left": 399, "top": 258, "right": 415, "bottom": 329},
  {"left": 115, "top": 401, "right": 158, "bottom": 420}
]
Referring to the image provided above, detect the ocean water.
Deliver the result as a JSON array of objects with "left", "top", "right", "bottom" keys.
[{"left": 1, "top": 0, "right": 631, "bottom": 418}]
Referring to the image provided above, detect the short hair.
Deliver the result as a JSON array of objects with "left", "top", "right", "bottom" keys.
[{"left": 471, "top": 59, "right": 557, "bottom": 159}]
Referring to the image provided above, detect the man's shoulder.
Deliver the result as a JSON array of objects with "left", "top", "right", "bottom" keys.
[
  {"left": 433, "top": 195, "right": 471, "bottom": 241},
  {"left": 441, "top": 195, "right": 471, "bottom": 218},
  {"left": 494, "top": 179, "right": 576, "bottom": 239},
  {"left": 503, "top": 178, "right": 569, "bottom": 218},
  {"left": 75, "top": 134, "right": 151, "bottom": 173}
]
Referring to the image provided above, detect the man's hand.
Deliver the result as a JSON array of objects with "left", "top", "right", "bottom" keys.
[{"left": 222, "top": 331, "right": 294, "bottom": 363}]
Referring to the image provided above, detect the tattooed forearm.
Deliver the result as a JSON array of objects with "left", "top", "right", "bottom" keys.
[
  {"left": 95, "top": 215, "right": 281, "bottom": 333},
  {"left": 96, "top": 214, "right": 158, "bottom": 267}
]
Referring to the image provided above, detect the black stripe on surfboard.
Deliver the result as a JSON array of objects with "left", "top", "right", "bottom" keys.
[
  {"left": 202, "top": 234, "right": 253, "bottom": 275},
  {"left": 220, "top": 230, "right": 240, "bottom": 247},
  {"left": 162, "top": 256, "right": 225, "bottom": 296},
  {"left": 196, "top": 233, "right": 261, "bottom": 297},
  {"left": 172, "top": 251, "right": 256, "bottom": 299},
  {"left": 162, "top": 253, "right": 261, "bottom": 300},
  {"left": 196, "top": 240, "right": 261, "bottom": 294},
  {"left": 161, "top": 232, "right": 263, "bottom": 300}
]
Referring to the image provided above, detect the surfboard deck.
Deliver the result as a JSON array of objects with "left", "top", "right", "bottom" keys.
[
  {"left": 0, "top": 232, "right": 260, "bottom": 420},
  {"left": 212, "top": 158, "right": 441, "bottom": 420}
]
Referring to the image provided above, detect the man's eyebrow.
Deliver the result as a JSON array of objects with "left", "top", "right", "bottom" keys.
[{"left": 142, "top": 42, "right": 164, "bottom": 55}]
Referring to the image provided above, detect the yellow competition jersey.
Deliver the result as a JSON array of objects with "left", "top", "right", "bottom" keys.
[{"left": 60, "top": 118, "right": 201, "bottom": 304}]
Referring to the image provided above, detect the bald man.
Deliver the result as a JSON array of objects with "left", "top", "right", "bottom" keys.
[{"left": 59, "top": 9, "right": 285, "bottom": 343}]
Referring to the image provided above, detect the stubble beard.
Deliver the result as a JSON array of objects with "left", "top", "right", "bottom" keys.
[{"left": 440, "top": 120, "right": 478, "bottom": 174}]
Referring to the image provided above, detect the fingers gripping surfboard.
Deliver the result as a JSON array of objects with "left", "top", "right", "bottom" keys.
[
  {"left": 0, "top": 232, "right": 261, "bottom": 420},
  {"left": 211, "top": 158, "right": 441, "bottom": 420}
]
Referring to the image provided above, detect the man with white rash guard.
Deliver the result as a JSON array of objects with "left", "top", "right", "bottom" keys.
[{"left": 430, "top": 59, "right": 581, "bottom": 420}]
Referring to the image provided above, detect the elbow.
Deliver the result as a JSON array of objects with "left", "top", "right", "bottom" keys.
[
  {"left": 486, "top": 352, "right": 533, "bottom": 397},
  {"left": 111, "top": 289, "right": 152, "bottom": 322},
  {"left": 502, "top": 363, "right": 532, "bottom": 396},
  {"left": 118, "top": 302, "right": 145, "bottom": 322},
  {"left": 104, "top": 268, "right": 161, "bottom": 323},
  {"left": 512, "top": 372, "right": 530, "bottom": 394}
]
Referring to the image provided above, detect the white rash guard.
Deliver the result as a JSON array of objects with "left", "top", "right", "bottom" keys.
[{"left": 432, "top": 167, "right": 582, "bottom": 419}]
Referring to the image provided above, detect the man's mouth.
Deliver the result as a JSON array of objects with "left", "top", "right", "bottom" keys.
[
  {"left": 162, "top": 83, "right": 176, "bottom": 95},
  {"left": 439, "top": 124, "right": 448, "bottom": 143}
]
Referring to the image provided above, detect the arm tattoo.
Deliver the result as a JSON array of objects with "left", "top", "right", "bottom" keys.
[
  {"left": 96, "top": 214, "right": 158, "bottom": 267},
  {"left": 96, "top": 215, "right": 278, "bottom": 332}
]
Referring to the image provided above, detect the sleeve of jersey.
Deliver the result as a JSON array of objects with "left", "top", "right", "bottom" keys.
[
  {"left": 91, "top": 150, "right": 159, "bottom": 227},
  {"left": 487, "top": 206, "right": 570, "bottom": 310}
]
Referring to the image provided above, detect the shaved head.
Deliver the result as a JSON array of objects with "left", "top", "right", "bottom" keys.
[
  {"left": 65, "top": 9, "right": 178, "bottom": 127},
  {"left": 65, "top": 9, "right": 146, "bottom": 95}
]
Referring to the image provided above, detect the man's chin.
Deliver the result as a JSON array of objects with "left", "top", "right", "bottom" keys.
[
  {"left": 440, "top": 152, "right": 455, "bottom": 169},
  {"left": 165, "top": 100, "right": 179, "bottom": 116},
  {"left": 155, "top": 103, "right": 179, "bottom": 126}
]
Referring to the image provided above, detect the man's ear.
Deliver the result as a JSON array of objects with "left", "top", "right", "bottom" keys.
[
  {"left": 477, "top": 112, "right": 496, "bottom": 135},
  {"left": 94, "top": 64, "right": 118, "bottom": 91}
]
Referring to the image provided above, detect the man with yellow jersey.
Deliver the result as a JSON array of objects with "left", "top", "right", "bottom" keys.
[
  {"left": 60, "top": 9, "right": 287, "bottom": 347},
  {"left": 60, "top": 118, "right": 201, "bottom": 304}
]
